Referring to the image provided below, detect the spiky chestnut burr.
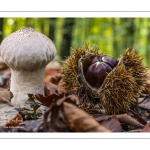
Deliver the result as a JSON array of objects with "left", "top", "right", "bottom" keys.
[
  {"left": 61, "top": 43, "right": 147, "bottom": 115},
  {"left": 61, "top": 43, "right": 99, "bottom": 90}
]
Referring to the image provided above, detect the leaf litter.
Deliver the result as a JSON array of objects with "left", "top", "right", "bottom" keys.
[{"left": 0, "top": 63, "right": 150, "bottom": 132}]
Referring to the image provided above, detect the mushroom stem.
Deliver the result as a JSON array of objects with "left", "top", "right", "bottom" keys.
[
  {"left": 0, "top": 27, "right": 57, "bottom": 110},
  {"left": 10, "top": 68, "right": 45, "bottom": 108}
]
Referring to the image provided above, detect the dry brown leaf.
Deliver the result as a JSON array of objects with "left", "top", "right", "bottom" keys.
[
  {"left": 44, "top": 68, "right": 61, "bottom": 83},
  {"left": 94, "top": 113, "right": 144, "bottom": 130},
  {"left": 0, "top": 89, "right": 13, "bottom": 106},
  {"left": 138, "top": 96, "right": 150, "bottom": 111},
  {"left": 1, "top": 68, "right": 11, "bottom": 77},
  {"left": 49, "top": 74, "right": 62, "bottom": 85},
  {"left": 0, "top": 64, "right": 8, "bottom": 70},
  {"left": 67, "top": 88, "right": 78, "bottom": 96},
  {"left": 57, "top": 79, "right": 66, "bottom": 94},
  {"left": 127, "top": 129, "right": 141, "bottom": 132},
  {"left": 36, "top": 93, "right": 64, "bottom": 107},
  {"left": 64, "top": 95, "right": 80, "bottom": 106},
  {"left": 0, "top": 105, "right": 20, "bottom": 127},
  {"left": 44, "top": 82, "right": 57, "bottom": 95},
  {"left": 0, "top": 90, "right": 21, "bottom": 127},
  {"left": 63, "top": 102, "right": 111, "bottom": 132},
  {"left": 143, "top": 70, "right": 150, "bottom": 94},
  {"left": 28, "top": 92, "right": 65, "bottom": 108},
  {"left": 0, "top": 57, "right": 9, "bottom": 71},
  {"left": 94, "top": 114, "right": 112, "bottom": 122},
  {"left": 130, "top": 110, "right": 147, "bottom": 125},
  {"left": 19, "top": 119, "right": 43, "bottom": 132},
  {"left": 43, "top": 95, "right": 70, "bottom": 132},
  {"left": 44, "top": 84, "right": 51, "bottom": 96},
  {"left": 100, "top": 115, "right": 122, "bottom": 132},
  {"left": 5, "top": 114, "right": 22, "bottom": 127},
  {"left": 42, "top": 93, "right": 80, "bottom": 132},
  {"left": 0, "top": 87, "right": 7, "bottom": 91},
  {"left": 141, "top": 122, "right": 150, "bottom": 132},
  {"left": 117, "top": 114, "right": 144, "bottom": 128}
]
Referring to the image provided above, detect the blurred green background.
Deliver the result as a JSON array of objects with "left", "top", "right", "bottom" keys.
[{"left": 0, "top": 18, "right": 150, "bottom": 67}]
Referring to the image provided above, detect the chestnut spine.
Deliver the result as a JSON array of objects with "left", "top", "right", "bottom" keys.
[{"left": 61, "top": 43, "right": 147, "bottom": 115}]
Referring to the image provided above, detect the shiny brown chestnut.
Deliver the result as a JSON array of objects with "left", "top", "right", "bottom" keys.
[{"left": 86, "top": 56, "right": 118, "bottom": 88}]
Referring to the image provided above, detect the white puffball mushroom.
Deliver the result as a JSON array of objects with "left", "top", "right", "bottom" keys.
[{"left": 0, "top": 27, "right": 56, "bottom": 109}]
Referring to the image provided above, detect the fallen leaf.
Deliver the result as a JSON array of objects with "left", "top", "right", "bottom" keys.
[
  {"left": 5, "top": 114, "right": 22, "bottom": 127},
  {"left": 19, "top": 119, "right": 43, "bottom": 132},
  {"left": 143, "top": 70, "right": 150, "bottom": 94},
  {"left": 94, "top": 114, "right": 112, "bottom": 122},
  {"left": 67, "top": 88, "right": 78, "bottom": 96},
  {"left": 49, "top": 74, "right": 62, "bottom": 85},
  {"left": 48, "top": 104, "right": 71, "bottom": 132},
  {"left": 117, "top": 114, "right": 144, "bottom": 128},
  {"left": 44, "top": 82, "right": 58, "bottom": 95},
  {"left": 28, "top": 88, "right": 79, "bottom": 110},
  {"left": 0, "top": 90, "right": 20, "bottom": 127},
  {"left": 28, "top": 93, "right": 64, "bottom": 108},
  {"left": 127, "top": 129, "right": 141, "bottom": 132},
  {"left": 64, "top": 95, "right": 80, "bottom": 106},
  {"left": 1, "top": 68, "right": 11, "bottom": 77},
  {"left": 0, "top": 64, "right": 8, "bottom": 70},
  {"left": 137, "top": 95, "right": 150, "bottom": 111},
  {"left": 0, "top": 68, "right": 11, "bottom": 89},
  {"left": 0, "top": 87, "right": 6, "bottom": 91},
  {"left": 141, "top": 122, "right": 150, "bottom": 132},
  {"left": 36, "top": 93, "right": 64, "bottom": 107},
  {"left": 44, "top": 68, "right": 61, "bottom": 83},
  {"left": 57, "top": 79, "right": 66, "bottom": 94},
  {"left": 43, "top": 93, "right": 80, "bottom": 132},
  {"left": 53, "top": 95, "right": 79, "bottom": 131},
  {"left": 0, "top": 57, "right": 8, "bottom": 71},
  {"left": 0, "top": 104, "right": 20, "bottom": 127},
  {"left": 94, "top": 113, "right": 144, "bottom": 131},
  {"left": 63, "top": 102, "right": 111, "bottom": 132},
  {"left": 100, "top": 115, "right": 122, "bottom": 132},
  {"left": 0, "top": 90, "right": 13, "bottom": 106},
  {"left": 130, "top": 110, "right": 147, "bottom": 125}
]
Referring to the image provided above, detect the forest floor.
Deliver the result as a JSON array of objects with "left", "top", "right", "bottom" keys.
[{"left": 0, "top": 60, "right": 150, "bottom": 132}]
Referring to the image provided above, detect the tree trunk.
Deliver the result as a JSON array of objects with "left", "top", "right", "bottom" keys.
[
  {"left": 60, "top": 18, "right": 75, "bottom": 59},
  {"left": 0, "top": 18, "right": 4, "bottom": 43},
  {"left": 48, "top": 18, "right": 56, "bottom": 42},
  {"left": 123, "top": 18, "right": 135, "bottom": 49},
  {"left": 112, "top": 18, "right": 118, "bottom": 58},
  {"left": 146, "top": 24, "right": 150, "bottom": 66}
]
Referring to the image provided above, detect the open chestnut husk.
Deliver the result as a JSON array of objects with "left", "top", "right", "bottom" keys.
[{"left": 61, "top": 43, "right": 147, "bottom": 115}]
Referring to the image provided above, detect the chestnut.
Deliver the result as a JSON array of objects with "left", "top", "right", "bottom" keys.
[
  {"left": 86, "top": 56, "right": 117, "bottom": 88},
  {"left": 102, "top": 56, "right": 118, "bottom": 68}
]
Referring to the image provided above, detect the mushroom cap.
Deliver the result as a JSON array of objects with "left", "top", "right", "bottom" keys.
[{"left": 0, "top": 27, "right": 56, "bottom": 71}]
